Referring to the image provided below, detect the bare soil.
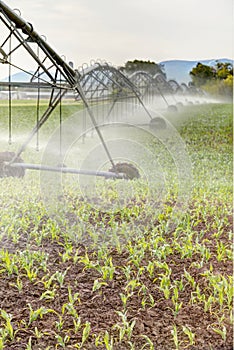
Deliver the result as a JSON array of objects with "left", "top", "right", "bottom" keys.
[{"left": 0, "top": 208, "right": 233, "bottom": 350}]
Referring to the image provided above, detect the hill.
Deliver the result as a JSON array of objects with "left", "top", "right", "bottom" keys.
[
  {"left": 0, "top": 59, "right": 233, "bottom": 85},
  {"left": 0, "top": 71, "right": 34, "bottom": 82}
]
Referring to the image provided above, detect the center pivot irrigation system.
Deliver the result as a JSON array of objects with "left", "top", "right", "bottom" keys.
[{"left": 0, "top": 1, "right": 195, "bottom": 180}]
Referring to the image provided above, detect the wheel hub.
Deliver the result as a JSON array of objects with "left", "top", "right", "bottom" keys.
[
  {"left": 0, "top": 152, "right": 25, "bottom": 178},
  {"left": 109, "top": 162, "right": 140, "bottom": 180}
]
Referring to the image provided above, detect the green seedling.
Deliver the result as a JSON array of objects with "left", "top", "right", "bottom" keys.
[
  {"left": 0, "top": 337, "right": 4, "bottom": 350},
  {"left": 0, "top": 250, "right": 18, "bottom": 275},
  {"left": 157, "top": 274, "right": 171, "bottom": 299},
  {"left": 73, "top": 316, "right": 82, "bottom": 332},
  {"left": 100, "top": 264, "right": 115, "bottom": 281},
  {"left": 10, "top": 276, "right": 23, "bottom": 292},
  {"left": 34, "top": 326, "right": 43, "bottom": 339},
  {"left": 55, "top": 314, "right": 64, "bottom": 332},
  {"left": 28, "top": 304, "right": 54, "bottom": 325},
  {"left": 183, "top": 269, "right": 196, "bottom": 289},
  {"left": 55, "top": 334, "right": 70, "bottom": 348},
  {"left": 171, "top": 324, "right": 180, "bottom": 350},
  {"left": 182, "top": 325, "right": 195, "bottom": 345},
  {"left": 80, "top": 321, "right": 91, "bottom": 346},
  {"left": 40, "top": 288, "right": 56, "bottom": 301},
  {"left": 120, "top": 292, "right": 132, "bottom": 309},
  {"left": 140, "top": 335, "right": 154, "bottom": 350},
  {"left": 79, "top": 253, "right": 98, "bottom": 270},
  {"left": 211, "top": 325, "right": 227, "bottom": 341},
  {"left": 26, "top": 336, "right": 32, "bottom": 350},
  {"left": 0, "top": 309, "right": 14, "bottom": 341},
  {"left": 92, "top": 279, "right": 108, "bottom": 292},
  {"left": 125, "top": 279, "right": 141, "bottom": 293},
  {"left": 59, "top": 244, "right": 73, "bottom": 263},
  {"left": 54, "top": 269, "right": 68, "bottom": 287},
  {"left": 103, "top": 330, "right": 114, "bottom": 350},
  {"left": 114, "top": 311, "right": 136, "bottom": 342},
  {"left": 67, "top": 285, "right": 80, "bottom": 305}
]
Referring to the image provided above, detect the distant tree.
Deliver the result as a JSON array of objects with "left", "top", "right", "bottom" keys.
[
  {"left": 216, "top": 62, "right": 233, "bottom": 80},
  {"left": 190, "top": 63, "right": 216, "bottom": 87},
  {"left": 119, "top": 59, "right": 165, "bottom": 77},
  {"left": 190, "top": 61, "right": 233, "bottom": 97}
]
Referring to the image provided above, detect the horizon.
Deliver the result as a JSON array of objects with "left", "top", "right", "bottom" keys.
[{"left": 0, "top": 57, "right": 233, "bottom": 81}]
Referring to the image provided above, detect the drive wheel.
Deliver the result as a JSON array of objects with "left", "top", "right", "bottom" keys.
[
  {"left": 0, "top": 152, "right": 25, "bottom": 178},
  {"left": 109, "top": 162, "right": 140, "bottom": 180}
]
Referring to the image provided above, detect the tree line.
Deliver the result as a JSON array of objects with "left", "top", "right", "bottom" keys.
[{"left": 190, "top": 62, "right": 233, "bottom": 98}]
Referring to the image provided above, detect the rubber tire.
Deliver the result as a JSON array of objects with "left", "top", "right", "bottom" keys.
[{"left": 149, "top": 117, "right": 167, "bottom": 130}]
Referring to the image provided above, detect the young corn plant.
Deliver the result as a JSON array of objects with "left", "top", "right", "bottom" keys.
[
  {"left": 113, "top": 311, "right": 136, "bottom": 342},
  {"left": 0, "top": 309, "right": 14, "bottom": 341},
  {"left": 26, "top": 336, "right": 33, "bottom": 350},
  {"left": 0, "top": 249, "right": 18, "bottom": 275},
  {"left": 61, "top": 286, "right": 81, "bottom": 322},
  {"left": 174, "top": 279, "right": 184, "bottom": 292},
  {"left": 157, "top": 274, "right": 171, "bottom": 299},
  {"left": 28, "top": 304, "right": 55, "bottom": 325},
  {"left": 171, "top": 287, "right": 183, "bottom": 317},
  {"left": 125, "top": 279, "right": 141, "bottom": 294},
  {"left": 171, "top": 324, "right": 180, "bottom": 350},
  {"left": 140, "top": 335, "right": 154, "bottom": 350},
  {"left": 59, "top": 243, "right": 73, "bottom": 263},
  {"left": 182, "top": 325, "right": 195, "bottom": 346},
  {"left": 203, "top": 294, "right": 215, "bottom": 312},
  {"left": 67, "top": 285, "right": 80, "bottom": 305},
  {"left": 210, "top": 325, "right": 227, "bottom": 342},
  {"left": 9, "top": 276, "right": 23, "bottom": 292},
  {"left": 121, "top": 265, "right": 132, "bottom": 280},
  {"left": 103, "top": 330, "right": 114, "bottom": 350},
  {"left": 0, "top": 337, "right": 4, "bottom": 350},
  {"left": 197, "top": 244, "right": 211, "bottom": 262},
  {"left": 55, "top": 313, "right": 64, "bottom": 332},
  {"left": 146, "top": 261, "right": 155, "bottom": 278},
  {"left": 73, "top": 315, "right": 82, "bottom": 333},
  {"left": 79, "top": 321, "right": 91, "bottom": 348},
  {"left": 216, "top": 241, "right": 229, "bottom": 262},
  {"left": 99, "top": 257, "right": 115, "bottom": 281},
  {"left": 183, "top": 268, "right": 196, "bottom": 289},
  {"left": 92, "top": 279, "right": 108, "bottom": 292},
  {"left": 79, "top": 252, "right": 99, "bottom": 270},
  {"left": 39, "top": 288, "right": 57, "bottom": 301},
  {"left": 23, "top": 266, "right": 38, "bottom": 282},
  {"left": 40, "top": 274, "right": 55, "bottom": 290},
  {"left": 34, "top": 326, "right": 44, "bottom": 339},
  {"left": 140, "top": 294, "right": 156, "bottom": 310},
  {"left": 19, "top": 249, "right": 48, "bottom": 273},
  {"left": 55, "top": 334, "right": 70, "bottom": 348},
  {"left": 53, "top": 269, "right": 68, "bottom": 288}
]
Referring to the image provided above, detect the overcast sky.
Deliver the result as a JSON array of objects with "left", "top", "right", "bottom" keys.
[{"left": 2, "top": 0, "right": 234, "bottom": 68}]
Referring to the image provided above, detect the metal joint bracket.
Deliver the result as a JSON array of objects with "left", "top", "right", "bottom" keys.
[{"left": 0, "top": 46, "right": 8, "bottom": 62}]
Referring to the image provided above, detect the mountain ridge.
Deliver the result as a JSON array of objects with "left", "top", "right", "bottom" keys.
[{"left": 0, "top": 58, "right": 233, "bottom": 85}]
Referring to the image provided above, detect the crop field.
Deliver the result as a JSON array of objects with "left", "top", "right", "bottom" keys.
[{"left": 0, "top": 101, "right": 233, "bottom": 349}]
